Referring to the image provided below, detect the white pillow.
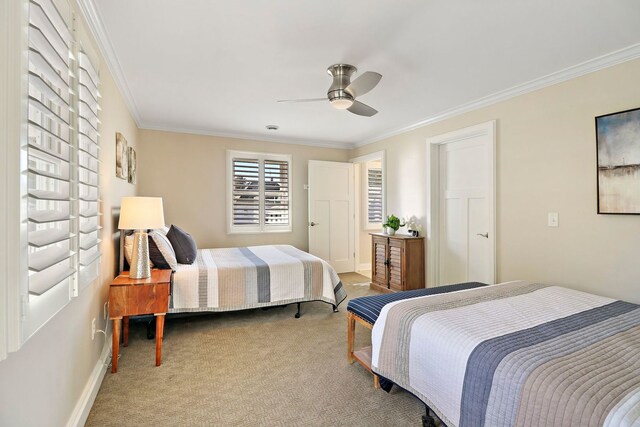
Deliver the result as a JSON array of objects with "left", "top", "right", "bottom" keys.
[{"left": 149, "top": 230, "right": 178, "bottom": 271}]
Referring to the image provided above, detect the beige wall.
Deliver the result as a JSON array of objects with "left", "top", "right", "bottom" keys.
[
  {"left": 0, "top": 3, "right": 139, "bottom": 425},
  {"left": 137, "top": 130, "right": 349, "bottom": 250},
  {"left": 350, "top": 58, "right": 640, "bottom": 304}
]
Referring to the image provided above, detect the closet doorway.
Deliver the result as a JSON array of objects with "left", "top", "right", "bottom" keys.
[{"left": 350, "top": 151, "right": 386, "bottom": 275}]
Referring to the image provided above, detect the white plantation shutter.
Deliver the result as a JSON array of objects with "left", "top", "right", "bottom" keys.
[
  {"left": 232, "top": 158, "right": 260, "bottom": 225},
  {"left": 367, "top": 168, "right": 383, "bottom": 224},
  {"left": 14, "top": 0, "right": 103, "bottom": 343},
  {"left": 77, "top": 50, "right": 101, "bottom": 287},
  {"left": 264, "top": 160, "right": 289, "bottom": 226},
  {"left": 228, "top": 151, "right": 292, "bottom": 233},
  {"left": 27, "top": 0, "right": 75, "bottom": 296}
]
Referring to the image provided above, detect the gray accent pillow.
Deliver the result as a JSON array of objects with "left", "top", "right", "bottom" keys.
[
  {"left": 166, "top": 225, "right": 197, "bottom": 265},
  {"left": 148, "top": 231, "right": 178, "bottom": 271}
]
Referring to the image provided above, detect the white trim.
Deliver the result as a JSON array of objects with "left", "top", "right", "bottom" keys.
[
  {"left": 76, "top": 0, "right": 142, "bottom": 126},
  {"left": 226, "top": 150, "right": 293, "bottom": 234},
  {"left": 353, "top": 163, "right": 361, "bottom": 273},
  {"left": 349, "top": 151, "right": 386, "bottom": 164},
  {"left": 3, "top": 0, "right": 29, "bottom": 353},
  {"left": 357, "top": 43, "right": 640, "bottom": 147},
  {"left": 66, "top": 340, "right": 110, "bottom": 427},
  {"left": 357, "top": 263, "right": 372, "bottom": 273},
  {"left": 143, "top": 123, "right": 353, "bottom": 150},
  {"left": 0, "top": 0, "right": 11, "bottom": 361},
  {"left": 426, "top": 121, "right": 496, "bottom": 286}
]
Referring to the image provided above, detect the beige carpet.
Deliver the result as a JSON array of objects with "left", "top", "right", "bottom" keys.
[{"left": 86, "top": 273, "right": 425, "bottom": 426}]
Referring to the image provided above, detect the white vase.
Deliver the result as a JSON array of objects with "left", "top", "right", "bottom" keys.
[{"left": 386, "top": 227, "right": 396, "bottom": 236}]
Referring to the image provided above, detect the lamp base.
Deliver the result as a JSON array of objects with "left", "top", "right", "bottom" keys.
[{"left": 129, "top": 230, "right": 151, "bottom": 279}]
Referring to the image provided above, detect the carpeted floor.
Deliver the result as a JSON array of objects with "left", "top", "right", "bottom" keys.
[{"left": 86, "top": 273, "right": 425, "bottom": 426}]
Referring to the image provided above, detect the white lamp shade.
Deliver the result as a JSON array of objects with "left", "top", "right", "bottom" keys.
[{"left": 118, "top": 197, "right": 165, "bottom": 230}]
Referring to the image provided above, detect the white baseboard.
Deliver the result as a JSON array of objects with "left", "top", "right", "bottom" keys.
[
  {"left": 66, "top": 340, "right": 111, "bottom": 427},
  {"left": 357, "top": 263, "right": 371, "bottom": 272}
]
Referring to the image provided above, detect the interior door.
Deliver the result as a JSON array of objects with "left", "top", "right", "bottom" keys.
[
  {"left": 438, "top": 134, "right": 494, "bottom": 284},
  {"left": 308, "top": 160, "right": 355, "bottom": 273}
]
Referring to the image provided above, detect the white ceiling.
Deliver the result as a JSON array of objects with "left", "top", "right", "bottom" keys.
[{"left": 86, "top": 0, "right": 640, "bottom": 148}]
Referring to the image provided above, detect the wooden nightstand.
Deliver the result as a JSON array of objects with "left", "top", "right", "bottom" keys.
[{"left": 109, "top": 269, "right": 172, "bottom": 373}]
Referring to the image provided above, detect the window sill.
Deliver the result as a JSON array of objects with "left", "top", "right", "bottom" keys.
[{"left": 227, "top": 228, "right": 292, "bottom": 235}]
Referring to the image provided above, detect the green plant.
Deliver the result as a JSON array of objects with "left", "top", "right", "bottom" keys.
[{"left": 383, "top": 214, "right": 405, "bottom": 231}]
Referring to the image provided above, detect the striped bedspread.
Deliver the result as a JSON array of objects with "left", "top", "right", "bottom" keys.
[
  {"left": 371, "top": 281, "right": 640, "bottom": 427},
  {"left": 169, "top": 245, "right": 346, "bottom": 313}
]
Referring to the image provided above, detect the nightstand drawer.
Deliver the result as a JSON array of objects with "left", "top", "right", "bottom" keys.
[{"left": 109, "top": 283, "right": 170, "bottom": 318}]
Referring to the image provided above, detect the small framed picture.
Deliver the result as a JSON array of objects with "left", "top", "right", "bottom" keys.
[
  {"left": 115, "top": 132, "right": 128, "bottom": 180},
  {"left": 128, "top": 147, "right": 137, "bottom": 184}
]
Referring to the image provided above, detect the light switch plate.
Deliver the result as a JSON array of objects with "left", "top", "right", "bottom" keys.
[{"left": 548, "top": 212, "right": 559, "bottom": 227}]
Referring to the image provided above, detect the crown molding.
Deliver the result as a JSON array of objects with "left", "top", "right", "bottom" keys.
[
  {"left": 355, "top": 43, "right": 640, "bottom": 147},
  {"left": 76, "top": 0, "right": 142, "bottom": 126},
  {"left": 140, "top": 124, "right": 354, "bottom": 150}
]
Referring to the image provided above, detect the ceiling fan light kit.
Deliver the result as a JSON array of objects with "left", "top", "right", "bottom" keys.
[
  {"left": 278, "top": 63, "right": 382, "bottom": 117},
  {"left": 330, "top": 98, "right": 354, "bottom": 109}
]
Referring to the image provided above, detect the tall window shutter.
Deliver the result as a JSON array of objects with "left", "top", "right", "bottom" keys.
[
  {"left": 232, "top": 158, "right": 260, "bottom": 225},
  {"left": 27, "top": 0, "right": 75, "bottom": 295},
  {"left": 77, "top": 50, "right": 101, "bottom": 287},
  {"left": 367, "top": 168, "right": 383, "bottom": 223},
  {"left": 264, "top": 160, "right": 289, "bottom": 226}
]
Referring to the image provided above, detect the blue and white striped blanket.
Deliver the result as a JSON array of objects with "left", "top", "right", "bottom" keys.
[
  {"left": 170, "top": 245, "right": 346, "bottom": 313},
  {"left": 372, "top": 281, "right": 640, "bottom": 427}
]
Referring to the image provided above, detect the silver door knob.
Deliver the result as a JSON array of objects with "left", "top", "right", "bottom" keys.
[
  {"left": 310, "top": 222, "right": 319, "bottom": 226},
  {"left": 476, "top": 232, "right": 489, "bottom": 238}
]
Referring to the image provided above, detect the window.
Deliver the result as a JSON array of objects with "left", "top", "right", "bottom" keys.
[
  {"left": 227, "top": 150, "right": 292, "bottom": 233},
  {"left": 16, "top": 0, "right": 102, "bottom": 342},
  {"left": 367, "top": 167, "right": 383, "bottom": 224}
]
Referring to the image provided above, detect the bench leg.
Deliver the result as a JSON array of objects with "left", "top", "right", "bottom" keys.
[
  {"left": 347, "top": 311, "right": 355, "bottom": 363},
  {"left": 374, "top": 374, "right": 380, "bottom": 389}
]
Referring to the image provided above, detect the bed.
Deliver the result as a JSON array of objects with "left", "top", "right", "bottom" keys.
[
  {"left": 168, "top": 244, "right": 347, "bottom": 316},
  {"left": 347, "top": 282, "right": 488, "bottom": 388},
  {"left": 371, "top": 280, "right": 640, "bottom": 427}
]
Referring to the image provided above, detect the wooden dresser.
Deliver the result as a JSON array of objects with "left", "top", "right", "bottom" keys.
[{"left": 370, "top": 233, "right": 425, "bottom": 293}]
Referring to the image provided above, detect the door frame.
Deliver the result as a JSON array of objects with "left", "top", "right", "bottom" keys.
[
  {"left": 349, "top": 150, "right": 386, "bottom": 272},
  {"left": 426, "top": 121, "right": 496, "bottom": 286}
]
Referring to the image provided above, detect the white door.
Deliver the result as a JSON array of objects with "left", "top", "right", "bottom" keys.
[
  {"left": 430, "top": 122, "right": 495, "bottom": 285},
  {"left": 308, "top": 160, "right": 355, "bottom": 273}
]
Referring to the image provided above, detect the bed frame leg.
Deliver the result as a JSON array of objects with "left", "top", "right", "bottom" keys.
[
  {"left": 422, "top": 405, "right": 437, "bottom": 427},
  {"left": 332, "top": 304, "right": 339, "bottom": 313},
  {"left": 294, "top": 302, "right": 301, "bottom": 318}
]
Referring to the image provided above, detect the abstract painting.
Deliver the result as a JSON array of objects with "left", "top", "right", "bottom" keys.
[
  {"left": 115, "top": 132, "right": 128, "bottom": 180},
  {"left": 596, "top": 107, "right": 640, "bottom": 214},
  {"left": 128, "top": 147, "right": 137, "bottom": 184}
]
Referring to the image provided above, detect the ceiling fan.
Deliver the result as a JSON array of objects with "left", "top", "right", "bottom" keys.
[{"left": 278, "top": 64, "right": 382, "bottom": 117}]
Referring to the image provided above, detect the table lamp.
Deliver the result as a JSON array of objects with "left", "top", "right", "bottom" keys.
[{"left": 118, "top": 197, "right": 165, "bottom": 279}]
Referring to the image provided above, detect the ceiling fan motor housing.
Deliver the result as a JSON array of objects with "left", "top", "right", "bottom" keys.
[{"left": 327, "top": 64, "right": 357, "bottom": 103}]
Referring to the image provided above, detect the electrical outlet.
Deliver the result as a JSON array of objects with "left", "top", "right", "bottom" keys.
[
  {"left": 103, "top": 302, "right": 109, "bottom": 320},
  {"left": 91, "top": 318, "right": 96, "bottom": 340}
]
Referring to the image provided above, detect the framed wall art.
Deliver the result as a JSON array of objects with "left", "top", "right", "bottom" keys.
[
  {"left": 128, "top": 147, "right": 137, "bottom": 184},
  {"left": 596, "top": 107, "right": 640, "bottom": 214},
  {"left": 115, "top": 132, "right": 128, "bottom": 180}
]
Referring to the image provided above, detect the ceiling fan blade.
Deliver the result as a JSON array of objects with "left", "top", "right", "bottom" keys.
[
  {"left": 347, "top": 100, "right": 378, "bottom": 117},
  {"left": 277, "top": 98, "right": 326, "bottom": 103},
  {"left": 345, "top": 71, "right": 382, "bottom": 98}
]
